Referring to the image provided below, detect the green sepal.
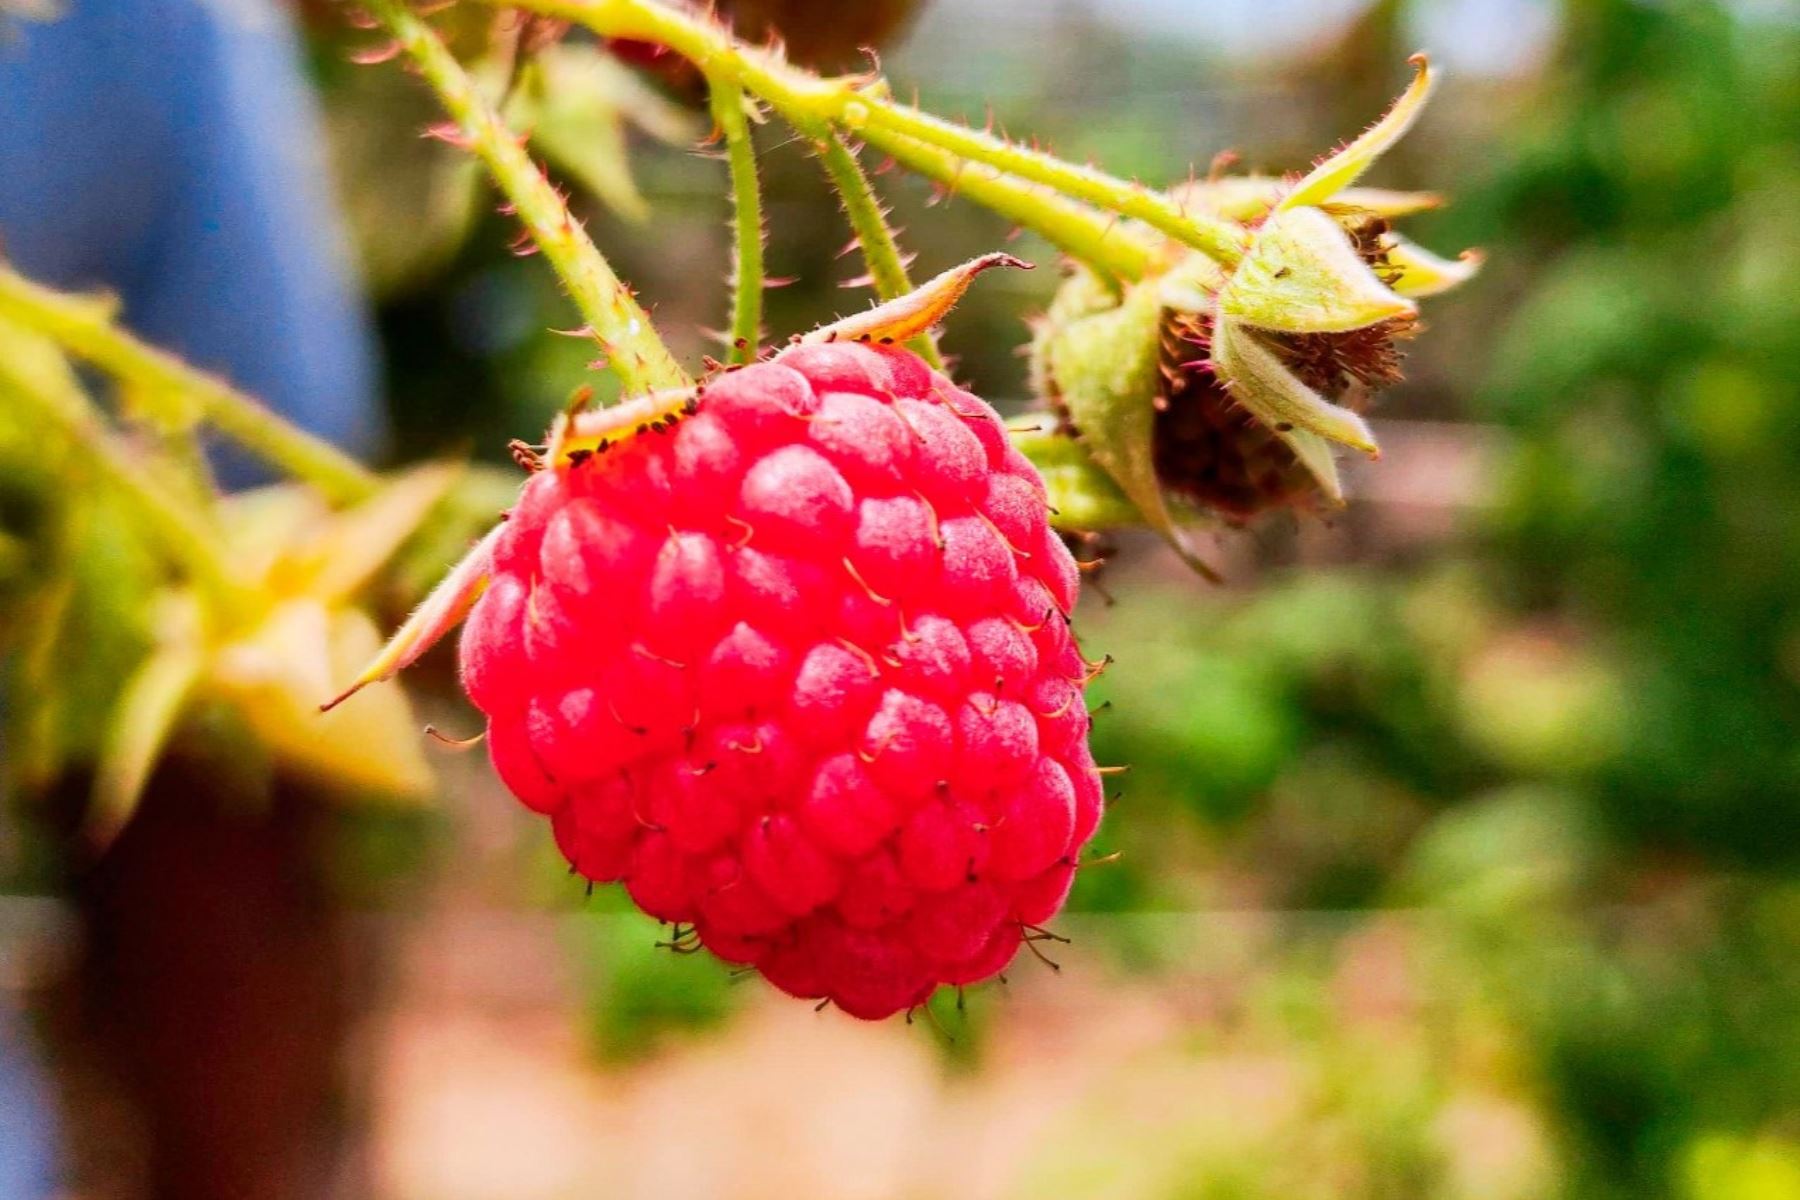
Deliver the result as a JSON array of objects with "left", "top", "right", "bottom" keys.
[
  {"left": 1272, "top": 427, "right": 1345, "bottom": 505},
  {"left": 1007, "top": 424, "right": 1144, "bottom": 532},
  {"left": 1219, "top": 206, "right": 1416, "bottom": 334},
  {"left": 1154, "top": 250, "right": 1227, "bottom": 315},
  {"left": 1043, "top": 283, "right": 1163, "bottom": 519},
  {"left": 1383, "top": 234, "right": 1484, "bottom": 298},
  {"left": 1279, "top": 55, "right": 1434, "bottom": 212},
  {"left": 1040, "top": 281, "right": 1219, "bottom": 577},
  {"left": 1211, "top": 317, "right": 1379, "bottom": 459},
  {"left": 1171, "top": 177, "right": 1444, "bottom": 222}
]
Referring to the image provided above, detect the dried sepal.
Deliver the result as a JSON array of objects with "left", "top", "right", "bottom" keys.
[
  {"left": 549, "top": 387, "right": 701, "bottom": 466},
  {"left": 801, "top": 252, "right": 1031, "bottom": 347}
]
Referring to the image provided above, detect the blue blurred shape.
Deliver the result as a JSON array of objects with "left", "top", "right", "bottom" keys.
[
  {"left": 0, "top": 1004, "right": 54, "bottom": 1200},
  {"left": 0, "top": 0, "right": 384, "bottom": 475}
]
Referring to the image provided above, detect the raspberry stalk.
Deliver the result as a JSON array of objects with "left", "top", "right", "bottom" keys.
[
  {"left": 0, "top": 319, "right": 245, "bottom": 608},
  {"left": 482, "top": 0, "right": 1248, "bottom": 271},
  {"left": 865, "top": 130, "right": 1158, "bottom": 285},
  {"left": 366, "top": 0, "right": 690, "bottom": 396},
  {"left": 813, "top": 132, "right": 942, "bottom": 369},
  {"left": 0, "top": 264, "right": 379, "bottom": 505},
  {"left": 706, "top": 79, "right": 766, "bottom": 365}
]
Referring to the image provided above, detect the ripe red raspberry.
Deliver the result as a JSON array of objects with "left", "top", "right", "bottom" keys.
[{"left": 463, "top": 341, "right": 1102, "bottom": 1018}]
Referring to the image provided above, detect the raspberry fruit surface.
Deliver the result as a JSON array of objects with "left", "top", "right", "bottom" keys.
[{"left": 462, "top": 341, "right": 1101, "bottom": 1018}]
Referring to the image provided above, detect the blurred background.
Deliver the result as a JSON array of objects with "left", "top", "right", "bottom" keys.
[{"left": 4, "top": 0, "right": 1800, "bottom": 1197}]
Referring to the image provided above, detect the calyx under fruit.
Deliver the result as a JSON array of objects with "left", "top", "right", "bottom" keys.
[{"left": 1030, "top": 57, "right": 1480, "bottom": 543}]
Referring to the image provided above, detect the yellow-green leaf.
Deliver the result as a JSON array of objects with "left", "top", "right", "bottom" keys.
[
  {"left": 297, "top": 460, "right": 465, "bottom": 605},
  {"left": 89, "top": 639, "right": 204, "bottom": 850},
  {"left": 217, "top": 601, "right": 434, "bottom": 801}
]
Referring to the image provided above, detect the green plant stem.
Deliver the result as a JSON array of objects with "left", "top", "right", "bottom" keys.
[
  {"left": 707, "top": 80, "right": 764, "bottom": 365},
  {"left": 0, "top": 323, "right": 246, "bottom": 607},
  {"left": 813, "top": 133, "right": 942, "bottom": 368},
  {"left": 816, "top": 134, "right": 912, "bottom": 302},
  {"left": 500, "top": 0, "right": 1247, "bottom": 267},
  {"left": 0, "top": 265, "right": 379, "bottom": 505},
  {"left": 367, "top": 0, "right": 691, "bottom": 397},
  {"left": 844, "top": 102, "right": 1246, "bottom": 266},
  {"left": 868, "top": 131, "right": 1158, "bottom": 283}
]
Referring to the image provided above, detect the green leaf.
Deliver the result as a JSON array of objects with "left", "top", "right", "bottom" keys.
[
  {"left": 522, "top": 46, "right": 701, "bottom": 223},
  {"left": 321, "top": 61, "right": 485, "bottom": 298},
  {"left": 90, "top": 636, "right": 205, "bottom": 850}
]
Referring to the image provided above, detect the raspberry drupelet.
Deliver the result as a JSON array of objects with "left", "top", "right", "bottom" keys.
[{"left": 466, "top": 340, "right": 1100, "bottom": 1018}]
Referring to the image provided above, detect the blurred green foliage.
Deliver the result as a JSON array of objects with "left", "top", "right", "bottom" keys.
[
  {"left": 1462, "top": 1, "right": 1800, "bottom": 862},
  {"left": 1064, "top": 3, "right": 1800, "bottom": 1197},
  {"left": 566, "top": 901, "right": 741, "bottom": 1062}
]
